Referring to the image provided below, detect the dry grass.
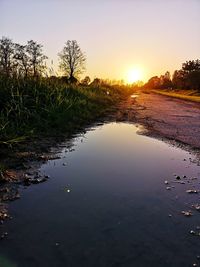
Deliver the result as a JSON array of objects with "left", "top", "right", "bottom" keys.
[{"left": 152, "top": 89, "right": 200, "bottom": 103}]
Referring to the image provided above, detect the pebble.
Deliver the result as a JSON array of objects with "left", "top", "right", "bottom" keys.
[
  {"left": 194, "top": 205, "right": 200, "bottom": 211},
  {"left": 166, "top": 186, "right": 171, "bottom": 190},
  {"left": 186, "top": 190, "right": 198, "bottom": 194},
  {"left": 182, "top": 211, "right": 193, "bottom": 217},
  {"left": 1, "top": 232, "right": 8, "bottom": 239}
]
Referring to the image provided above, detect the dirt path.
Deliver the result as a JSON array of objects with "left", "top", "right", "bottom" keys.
[{"left": 116, "top": 91, "right": 200, "bottom": 149}]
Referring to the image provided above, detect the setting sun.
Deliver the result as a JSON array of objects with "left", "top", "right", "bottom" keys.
[{"left": 126, "top": 68, "right": 142, "bottom": 84}]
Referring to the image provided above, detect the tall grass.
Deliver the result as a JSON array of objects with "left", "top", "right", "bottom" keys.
[{"left": 0, "top": 75, "right": 130, "bottom": 145}]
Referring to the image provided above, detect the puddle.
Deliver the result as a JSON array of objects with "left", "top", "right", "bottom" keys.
[
  {"left": 130, "top": 94, "right": 139, "bottom": 98},
  {"left": 0, "top": 122, "right": 199, "bottom": 267}
]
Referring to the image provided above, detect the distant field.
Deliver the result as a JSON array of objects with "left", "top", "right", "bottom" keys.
[{"left": 152, "top": 89, "right": 200, "bottom": 103}]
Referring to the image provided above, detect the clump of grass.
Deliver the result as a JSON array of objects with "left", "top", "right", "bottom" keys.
[{"left": 0, "top": 75, "right": 131, "bottom": 147}]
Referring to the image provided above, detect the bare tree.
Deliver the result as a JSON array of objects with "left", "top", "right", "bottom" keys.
[
  {"left": 0, "top": 37, "right": 15, "bottom": 76},
  {"left": 58, "top": 40, "right": 86, "bottom": 81},
  {"left": 26, "top": 40, "right": 47, "bottom": 77},
  {"left": 14, "top": 44, "right": 30, "bottom": 77}
]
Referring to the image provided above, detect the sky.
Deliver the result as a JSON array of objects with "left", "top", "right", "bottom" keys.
[{"left": 0, "top": 0, "right": 200, "bottom": 82}]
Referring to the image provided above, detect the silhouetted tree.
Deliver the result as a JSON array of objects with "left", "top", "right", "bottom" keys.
[
  {"left": 26, "top": 40, "right": 47, "bottom": 77},
  {"left": 0, "top": 37, "right": 15, "bottom": 76},
  {"left": 182, "top": 60, "right": 200, "bottom": 73},
  {"left": 14, "top": 44, "right": 30, "bottom": 77},
  {"left": 172, "top": 60, "right": 200, "bottom": 90},
  {"left": 160, "top": 71, "right": 173, "bottom": 89},
  {"left": 58, "top": 40, "right": 86, "bottom": 80},
  {"left": 186, "top": 71, "right": 200, "bottom": 90},
  {"left": 172, "top": 70, "right": 186, "bottom": 89},
  {"left": 81, "top": 76, "right": 91, "bottom": 85},
  {"left": 90, "top": 78, "right": 101, "bottom": 87},
  {"left": 144, "top": 76, "right": 161, "bottom": 89}
]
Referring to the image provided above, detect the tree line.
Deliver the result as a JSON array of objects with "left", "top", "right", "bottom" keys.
[
  {"left": 1, "top": 36, "right": 199, "bottom": 90},
  {"left": 143, "top": 60, "right": 200, "bottom": 91},
  {"left": 0, "top": 37, "right": 85, "bottom": 82}
]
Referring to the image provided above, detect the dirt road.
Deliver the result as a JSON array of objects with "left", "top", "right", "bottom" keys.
[{"left": 117, "top": 91, "right": 200, "bottom": 149}]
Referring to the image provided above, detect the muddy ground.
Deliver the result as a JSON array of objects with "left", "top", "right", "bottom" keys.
[
  {"left": 1, "top": 91, "right": 200, "bottom": 228},
  {"left": 116, "top": 91, "right": 200, "bottom": 150}
]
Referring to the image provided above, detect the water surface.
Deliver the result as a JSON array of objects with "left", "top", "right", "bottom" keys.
[{"left": 0, "top": 123, "right": 200, "bottom": 267}]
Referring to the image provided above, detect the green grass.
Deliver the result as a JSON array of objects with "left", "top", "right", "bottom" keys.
[
  {"left": 152, "top": 89, "right": 200, "bottom": 103},
  {"left": 0, "top": 75, "right": 131, "bottom": 147}
]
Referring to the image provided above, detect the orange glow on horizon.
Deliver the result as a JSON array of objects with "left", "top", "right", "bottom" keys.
[{"left": 125, "top": 68, "right": 143, "bottom": 84}]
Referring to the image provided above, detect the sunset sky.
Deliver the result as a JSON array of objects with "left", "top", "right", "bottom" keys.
[{"left": 0, "top": 0, "right": 200, "bottom": 82}]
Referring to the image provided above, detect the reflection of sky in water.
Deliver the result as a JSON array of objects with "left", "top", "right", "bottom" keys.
[{"left": 0, "top": 123, "right": 200, "bottom": 267}]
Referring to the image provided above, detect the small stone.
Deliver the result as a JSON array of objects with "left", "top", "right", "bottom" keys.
[
  {"left": 1, "top": 232, "right": 8, "bottom": 239},
  {"left": 186, "top": 190, "right": 198, "bottom": 194},
  {"left": 164, "top": 180, "right": 169, "bottom": 184},
  {"left": 182, "top": 211, "right": 192, "bottom": 217},
  {"left": 166, "top": 186, "right": 171, "bottom": 190},
  {"left": 190, "top": 230, "right": 196, "bottom": 235},
  {"left": 176, "top": 176, "right": 181, "bottom": 180},
  {"left": 14, "top": 193, "right": 20, "bottom": 200},
  {"left": 194, "top": 205, "right": 200, "bottom": 211}
]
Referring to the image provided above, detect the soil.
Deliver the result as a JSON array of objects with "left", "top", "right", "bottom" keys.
[
  {"left": 116, "top": 91, "right": 200, "bottom": 150},
  {"left": 1, "top": 91, "right": 200, "bottom": 225},
  {"left": 1, "top": 91, "right": 200, "bottom": 181}
]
